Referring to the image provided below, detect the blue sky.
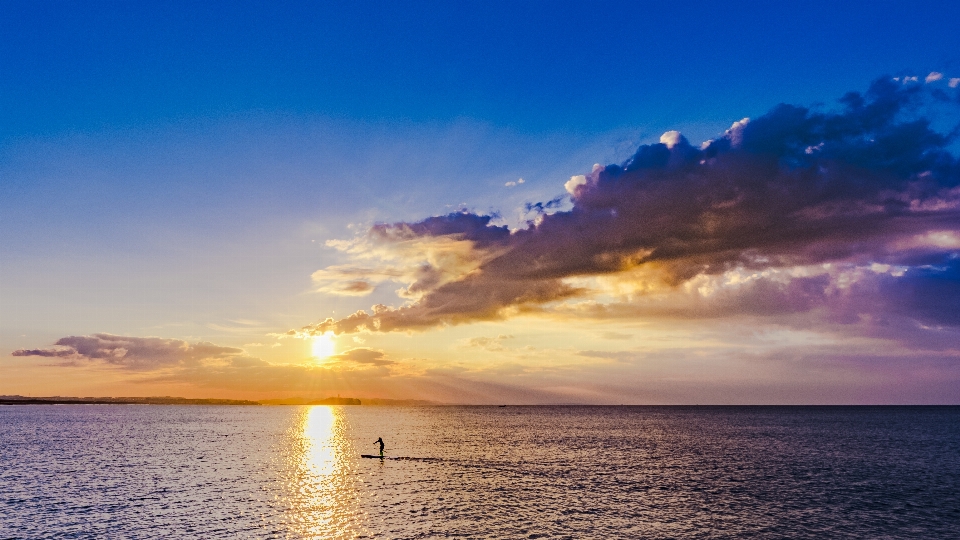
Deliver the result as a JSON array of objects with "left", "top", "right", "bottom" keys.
[
  {"left": 3, "top": 1, "right": 960, "bottom": 403},
  {"left": 5, "top": 1, "right": 960, "bottom": 138}
]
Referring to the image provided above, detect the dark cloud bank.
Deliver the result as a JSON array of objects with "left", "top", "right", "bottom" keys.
[{"left": 301, "top": 77, "right": 960, "bottom": 345}]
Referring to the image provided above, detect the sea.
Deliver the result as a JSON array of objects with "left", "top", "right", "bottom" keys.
[{"left": 1, "top": 405, "right": 958, "bottom": 539}]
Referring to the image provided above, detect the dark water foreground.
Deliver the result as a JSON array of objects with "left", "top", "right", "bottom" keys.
[{"left": 1, "top": 406, "right": 958, "bottom": 539}]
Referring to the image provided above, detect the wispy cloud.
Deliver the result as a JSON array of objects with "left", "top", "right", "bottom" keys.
[
  {"left": 328, "top": 347, "right": 394, "bottom": 366},
  {"left": 461, "top": 334, "right": 515, "bottom": 351}
]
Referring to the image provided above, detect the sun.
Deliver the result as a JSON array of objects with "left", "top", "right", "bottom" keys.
[{"left": 311, "top": 333, "right": 336, "bottom": 359}]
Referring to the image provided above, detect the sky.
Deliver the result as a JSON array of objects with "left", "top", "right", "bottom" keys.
[{"left": 3, "top": 0, "right": 960, "bottom": 404}]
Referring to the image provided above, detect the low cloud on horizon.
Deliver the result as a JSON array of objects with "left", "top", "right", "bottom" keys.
[
  {"left": 12, "top": 333, "right": 251, "bottom": 370},
  {"left": 12, "top": 331, "right": 960, "bottom": 404}
]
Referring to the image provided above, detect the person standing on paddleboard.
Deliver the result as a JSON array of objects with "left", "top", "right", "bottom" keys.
[{"left": 374, "top": 437, "right": 384, "bottom": 457}]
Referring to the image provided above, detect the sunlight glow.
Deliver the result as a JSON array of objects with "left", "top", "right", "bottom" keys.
[{"left": 312, "top": 333, "right": 336, "bottom": 359}]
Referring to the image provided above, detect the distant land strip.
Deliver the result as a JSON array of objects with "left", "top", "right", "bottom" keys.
[
  {"left": 0, "top": 395, "right": 260, "bottom": 405},
  {"left": 0, "top": 395, "right": 437, "bottom": 406}
]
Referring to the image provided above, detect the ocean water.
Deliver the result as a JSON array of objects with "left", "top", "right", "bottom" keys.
[{"left": 1, "top": 406, "right": 958, "bottom": 539}]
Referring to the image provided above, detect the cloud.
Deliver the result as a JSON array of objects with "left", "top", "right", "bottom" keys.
[
  {"left": 564, "top": 171, "right": 590, "bottom": 195},
  {"left": 12, "top": 348, "right": 74, "bottom": 358},
  {"left": 551, "top": 258, "right": 960, "bottom": 351},
  {"left": 12, "top": 334, "right": 960, "bottom": 404},
  {"left": 297, "top": 78, "right": 960, "bottom": 347},
  {"left": 330, "top": 279, "right": 376, "bottom": 295},
  {"left": 12, "top": 333, "right": 248, "bottom": 370},
  {"left": 311, "top": 265, "right": 402, "bottom": 296},
  {"left": 139, "top": 359, "right": 591, "bottom": 404},
  {"left": 926, "top": 72, "right": 944, "bottom": 83},
  {"left": 328, "top": 347, "right": 394, "bottom": 366},
  {"left": 462, "top": 334, "right": 515, "bottom": 351},
  {"left": 568, "top": 344, "right": 960, "bottom": 404}
]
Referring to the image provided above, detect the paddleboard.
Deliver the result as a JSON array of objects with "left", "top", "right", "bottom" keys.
[{"left": 361, "top": 454, "right": 386, "bottom": 459}]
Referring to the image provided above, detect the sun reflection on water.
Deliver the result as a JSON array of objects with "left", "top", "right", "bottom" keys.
[
  {"left": 284, "top": 406, "right": 366, "bottom": 538},
  {"left": 304, "top": 406, "right": 336, "bottom": 476}
]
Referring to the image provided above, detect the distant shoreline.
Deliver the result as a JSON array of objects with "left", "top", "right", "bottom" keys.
[
  {"left": 0, "top": 396, "right": 260, "bottom": 405},
  {"left": 0, "top": 395, "right": 436, "bottom": 406}
]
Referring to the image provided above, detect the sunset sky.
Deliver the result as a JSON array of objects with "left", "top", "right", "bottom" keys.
[{"left": 3, "top": 1, "right": 960, "bottom": 403}]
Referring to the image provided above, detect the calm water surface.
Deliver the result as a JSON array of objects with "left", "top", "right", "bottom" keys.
[{"left": 1, "top": 405, "right": 958, "bottom": 539}]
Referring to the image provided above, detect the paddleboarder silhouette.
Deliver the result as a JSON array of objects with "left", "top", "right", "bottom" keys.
[{"left": 374, "top": 437, "right": 384, "bottom": 457}]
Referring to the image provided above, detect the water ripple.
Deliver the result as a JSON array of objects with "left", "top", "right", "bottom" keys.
[{"left": 2, "top": 405, "right": 958, "bottom": 538}]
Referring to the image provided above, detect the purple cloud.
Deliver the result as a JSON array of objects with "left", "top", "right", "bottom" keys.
[
  {"left": 13, "top": 333, "right": 247, "bottom": 370},
  {"left": 11, "top": 348, "right": 74, "bottom": 358},
  {"left": 296, "top": 78, "right": 960, "bottom": 344}
]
